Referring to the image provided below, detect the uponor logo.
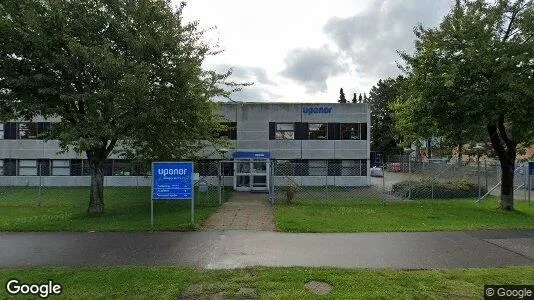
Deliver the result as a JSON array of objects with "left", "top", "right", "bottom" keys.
[
  {"left": 158, "top": 168, "right": 187, "bottom": 176},
  {"left": 303, "top": 107, "right": 332, "bottom": 114}
]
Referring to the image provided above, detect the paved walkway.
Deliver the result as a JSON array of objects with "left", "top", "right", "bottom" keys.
[
  {"left": 201, "top": 192, "right": 275, "bottom": 231},
  {"left": 1, "top": 230, "right": 534, "bottom": 269}
]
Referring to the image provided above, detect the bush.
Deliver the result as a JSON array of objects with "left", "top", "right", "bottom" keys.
[
  {"left": 281, "top": 184, "right": 299, "bottom": 204},
  {"left": 392, "top": 179, "right": 486, "bottom": 199}
]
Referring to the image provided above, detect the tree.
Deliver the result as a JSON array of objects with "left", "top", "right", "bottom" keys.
[
  {"left": 351, "top": 93, "right": 357, "bottom": 103},
  {"left": 358, "top": 93, "right": 363, "bottom": 103},
  {"left": 367, "top": 78, "right": 403, "bottom": 154},
  {"left": 395, "top": 0, "right": 534, "bottom": 210},
  {"left": 338, "top": 88, "right": 347, "bottom": 103},
  {"left": 363, "top": 93, "right": 368, "bottom": 102},
  {"left": 0, "top": 0, "right": 235, "bottom": 213}
]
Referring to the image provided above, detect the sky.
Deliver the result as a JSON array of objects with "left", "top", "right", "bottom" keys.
[{"left": 179, "top": 0, "right": 454, "bottom": 103}]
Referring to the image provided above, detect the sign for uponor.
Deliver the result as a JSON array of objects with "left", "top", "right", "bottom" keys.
[{"left": 302, "top": 106, "right": 332, "bottom": 114}]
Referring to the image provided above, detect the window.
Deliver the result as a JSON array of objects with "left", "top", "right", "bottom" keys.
[
  {"left": 0, "top": 160, "right": 3, "bottom": 175},
  {"left": 18, "top": 123, "right": 38, "bottom": 139},
  {"left": 340, "top": 123, "right": 361, "bottom": 140},
  {"left": 275, "top": 160, "right": 294, "bottom": 176},
  {"left": 3, "top": 159, "right": 16, "bottom": 176},
  {"left": 4, "top": 122, "right": 17, "bottom": 139},
  {"left": 220, "top": 161, "right": 234, "bottom": 176},
  {"left": 308, "top": 123, "right": 328, "bottom": 140},
  {"left": 308, "top": 160, "right": 327, "bottom": 176},
  {"left": 112, "top": 160, "right": 132, "bottom": 176},
  {"left": 327, "top": 160, "right": 341, "bottom": 176},
  {"left": 0, "top": 123, "right": 3, "bottom": 139},
  {"left": 19, "top": 160, "right": 37, "bottom": 176},
  {"left": 70, "top": 159, "right": 83, "bottom": 176},
  {"left": 37, "top": 159, "right": 50, "bottom": 176},
  {"left": 342, "top": 160, "right": 367, "bottom": 176},
  {"left": 52, "top": 160, "right": 70, "bottom": 176},
  {"left": 275, "top": 123, "right": 295, "bottom": 140},
  {"left": 37, "top": 122, "right": 51, "bottom": 139},
  {"left": 219, "top": 122, "right": 237, "bottom": 140}
]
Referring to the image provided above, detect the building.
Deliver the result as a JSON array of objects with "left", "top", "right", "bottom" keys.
[{"left": 0, "top": 102, "right": 371, "bottom": 190}]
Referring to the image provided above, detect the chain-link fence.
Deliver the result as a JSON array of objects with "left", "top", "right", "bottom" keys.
[
  {"left": 382, "top": 155, "right": 532, "bottom": 201},
  {"left": 271, "top": 160, "right": 385, "bottom": 204}
]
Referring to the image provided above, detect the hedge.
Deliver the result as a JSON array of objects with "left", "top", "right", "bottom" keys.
[{"left": 392, "top": 179, "right": 487, "bottom": 199}]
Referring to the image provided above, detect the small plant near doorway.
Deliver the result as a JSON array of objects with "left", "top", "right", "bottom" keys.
[{"left": 281, "top": 183, "right": 299, "bottom": 204}]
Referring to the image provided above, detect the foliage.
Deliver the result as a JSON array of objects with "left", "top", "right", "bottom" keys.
[
  {"left": 394, "top": 0, "right": 534, "bottom": 209},
  {"left": 338, "top": 88, "right": 347, "bottom": 103},
  {"left": 391, "top": 179, "right": 486, "bottom": 199},
  {"left": 0, "top": 0, "right": 238, "bottom": 213},
  {"left": 367, "top": 77, "right": 404, "bottom": 154},
  {"left": 281, "top": 184, "right": 299, "bottom": 204}
]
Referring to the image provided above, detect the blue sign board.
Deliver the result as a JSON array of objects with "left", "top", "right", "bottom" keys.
[
  {"left": 233, "top": 151, "right": 270, "bottom": 159},
  {"left": 302, "top": 106, "right": 332, "bottom": 114},
  {"left": 152, "top": 162, "right": 193, "bottom": 200},
  {"left": 529, "top": 162, "right": 534, "bottom": 176}
]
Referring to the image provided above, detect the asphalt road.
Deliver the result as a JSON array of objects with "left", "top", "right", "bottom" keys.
[{"left": 1, "top": 230, "right": 534, "bottom": 269}]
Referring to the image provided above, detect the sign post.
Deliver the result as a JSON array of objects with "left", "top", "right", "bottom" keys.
[{"left": 151, "top": 162, "right": 194, "bottom": 228}]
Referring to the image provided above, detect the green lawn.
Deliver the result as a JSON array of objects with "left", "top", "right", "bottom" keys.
[
  {"left": 0, "top": 187, "right": 232, "bottom": 231},
  {"left": 275, "top": 198, "right": 534, "bottom": 233},
  {"left": 0, "top": 266, "right": 532, "bottom": 299}
]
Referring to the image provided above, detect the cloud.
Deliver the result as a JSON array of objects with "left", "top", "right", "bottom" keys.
[
  {"left": 280, "top": 46, "right": 346, "bottom": 93},
  {"left": 323, "top": 0, "right": 452, "bottom": 78},
  {"left": 210, "top": 64, "right": 276, "bottom": 85},
  {"left": 229, "top": 85, "right": 282, "bottom": 102}
]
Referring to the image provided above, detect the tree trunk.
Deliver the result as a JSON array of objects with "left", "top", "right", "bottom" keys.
[
  {"left": 427, "top": 138, "right": 432, "bottom": 159},
  {"left": 457, "top": 144, "right": 462, "bottom": 163},
  {"left": 88, "top": 161, "right": 105, "bottom": 214},
  {"left": 487, "top": 119, "right": 516, "bottom": 211},
  {"left": 500, "top": 161, "right": 514, "bottom": 210}
]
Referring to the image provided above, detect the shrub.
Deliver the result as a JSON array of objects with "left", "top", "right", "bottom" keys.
[
  {"left": 392, "top": 179, "right": 486, "bottom": 199},
  {"left": 281, "top": 184, "right": 299, "bottom": 204}
]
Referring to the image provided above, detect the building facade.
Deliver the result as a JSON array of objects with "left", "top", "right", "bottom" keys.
[{"left": 0, "top": 102, "right": 371, "bottom": 189}]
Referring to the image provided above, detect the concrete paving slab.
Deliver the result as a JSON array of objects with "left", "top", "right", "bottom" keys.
[{"left": 1, "top": 230, "right": 533, "bottom": 270}]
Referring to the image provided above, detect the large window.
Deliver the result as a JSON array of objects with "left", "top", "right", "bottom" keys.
[
  {"left": 341, "top": 160, "right": 367, "bottom": 176},
  {"left": 2, "top": 122, "right": 52, "bottom": 139},
  {"left": 37, "top": 159, "right": 50, "bottom": 176},
  {"left": 18, "top": 123, "right": 38, "bottom": 139},
  {"left": 52, "top": 160, "right": 70, "bottom": 176},
  {"left": 219, "top": 122, "right": 237, "bottom": 140},
  {"left": 19, "top": 160, "right": 37, "bottom": 176},
  {"left": 308, "top": 160, "right": 327, "bottom": 176},
  {"left": 3, "top": 159, "right": 16, "bottom": 176},
  {"left": 340, "top": 123, "right": 361, "bottom": 140},
  {"left": 275, "top": 123, "right": 295, "bottom": 140},
  {"left": 308, "top": 123, "right": 327, "bottom": 140}
]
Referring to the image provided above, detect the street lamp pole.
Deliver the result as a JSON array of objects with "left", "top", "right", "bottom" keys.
[{"left": 404, "top": 148, "right": 414, "bottom": 199}]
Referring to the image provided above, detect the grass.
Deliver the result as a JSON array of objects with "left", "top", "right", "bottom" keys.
[
  {"left": 275, "top": 198, "right": 534, "bottom": 232},
  {"left": 0, "top": 187, "right": 232, "bottom": 231},
  {"left": 0, "top": 266, "right": 533, "bottom": 299}
]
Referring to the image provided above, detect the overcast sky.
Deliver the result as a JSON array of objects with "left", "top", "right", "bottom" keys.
[{"left": 179, "top": 0, "right": 454, "bottom": 102}]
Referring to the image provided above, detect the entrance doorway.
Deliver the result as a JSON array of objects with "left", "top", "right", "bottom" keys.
[{"left": 234, "top": 159, "right": 269, "bottom": 192}]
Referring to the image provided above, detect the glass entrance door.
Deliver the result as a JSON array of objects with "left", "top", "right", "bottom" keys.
[{"left": 233, "top": 159, "right": 269, "bottom": 192}]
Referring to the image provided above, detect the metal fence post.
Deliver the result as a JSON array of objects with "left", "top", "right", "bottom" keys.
[
  {"left": 325, "top": 161, "right": 329, "bottom": 200},
  {"left": 477, "top": 155, "right": 481, "bottom": 199},
  {"left": 218, "top": 161, "right": 222, "bottom": 205},
  {"left": 38, "top": 163, "right": 42, "bottom": 207}
]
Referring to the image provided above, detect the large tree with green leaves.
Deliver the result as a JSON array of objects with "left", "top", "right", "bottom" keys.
[
  {"left": 367, "top": 77, "right": 404, "bottom": 154},
  {"left": 395, "top": 0, "right": 534, "bottom": 210},
  {"left": 0, "top": 0, "right": 233, "bottom": 213}
]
